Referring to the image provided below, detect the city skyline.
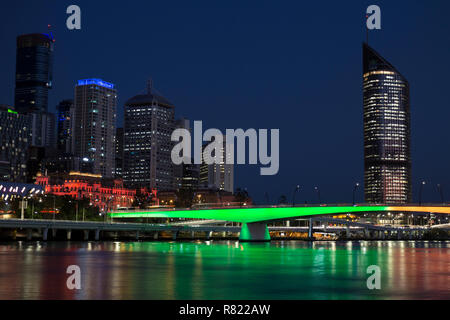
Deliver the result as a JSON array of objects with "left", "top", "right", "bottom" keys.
[{"left": 0, "top": 1, "right": 449, "bottom": 204}]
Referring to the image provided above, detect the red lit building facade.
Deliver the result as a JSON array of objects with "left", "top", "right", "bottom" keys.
[{"left": 35, "top": 171, "right": 157, "bottom": 211}]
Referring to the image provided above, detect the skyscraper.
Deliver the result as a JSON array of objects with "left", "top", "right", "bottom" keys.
[
  {"left": 173, "top": 118, "right": 199, "bottom": 190},
  {"left": 0, "top": 105, "right": 31, "bottom": 182},
  {"left": 123, "top": 81, "right": 175, "bottom": 191},
  {"left": 56, "top": 99, "right": 74, "bottom": 153},
  {"left": 199, "top": 136, "right": 234, "bottom": 193},
  {"left": 14, "top": 33, "right": 55, "bottom": 147},
  {"left": 363, "top": 43, "right": 411, "bottom": 204},
  {"left": 73, "top": 79, "right": 117, "bottom": 178},
  {"left": 115, "top": 127, "right": 124, "bottom": 178}
]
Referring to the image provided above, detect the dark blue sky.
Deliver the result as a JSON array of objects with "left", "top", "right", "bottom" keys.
[{"left": 1, "top": 0, "right": 449, "bottom": 204}]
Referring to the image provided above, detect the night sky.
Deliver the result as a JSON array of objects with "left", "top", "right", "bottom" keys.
[{"left": 0, "top": 0, "right": 449, "bottom": 204}]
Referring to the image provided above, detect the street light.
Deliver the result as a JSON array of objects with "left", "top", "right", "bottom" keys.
[
  {"left": 419, "top": 181, "right": 426, "bottom": 205},
  {"left": 352, "top": 183, "right": 360, "bottom": 206},
  {"left": 314, "top": 186, "right": 321, "bottom": 204},
  {"left": 292, "top": 185, "right": 300, "bottom": 207}
]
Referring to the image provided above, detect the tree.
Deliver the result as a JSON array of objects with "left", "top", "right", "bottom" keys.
[
  {"left": 133, "top": 190, "right": 155, "bottom": 209},
  {"left": 175, "top": 188, "right": 194, "bottom": 208}
]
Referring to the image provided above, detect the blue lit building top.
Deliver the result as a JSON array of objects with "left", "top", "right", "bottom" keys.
[{"left": 77, "top": 78, "right": 115, "bottom": 89}]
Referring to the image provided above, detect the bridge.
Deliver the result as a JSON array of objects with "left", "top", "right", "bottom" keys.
[{"left": 110, "top": 204, "right": 450, "bottom": 241}]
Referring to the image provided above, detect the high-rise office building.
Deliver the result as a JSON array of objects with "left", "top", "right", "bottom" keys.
[
  {"left": 123, "top": 81, "right": 175, "bottom": 191},
  {"left": 0, "top": 105, "right": 31, "bottom": 182},
  {"left": 73, "top": 79, "right": 117, "bottom": 178},
  {"left": 363, "top": 43, "right": 411, "bottom": 204},
  {"left": 173, "top": 118, "right": 199, "bottom": 190},
  {"left": 14, "top": 33, "right": 55, "bottom": 147},
  {"left": 199, "top": 136, "right": 234, "bottom": 193},
  {"left": 56, "top": 99, "right": 74, "bottom": 153},
  {"left": 115, "top": 127, "right": 124, "bottom": 178}
]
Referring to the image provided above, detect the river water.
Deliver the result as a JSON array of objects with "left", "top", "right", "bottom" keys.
[{"left": 0, "top": 241, "right": 448, "bottom": 300}]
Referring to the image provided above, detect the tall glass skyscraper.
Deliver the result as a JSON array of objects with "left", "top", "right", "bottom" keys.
[
  {"left": 15, "top": 33, "right": 54, "bottom": 113},
  {"left": 363, "top": 43, "right": 412, "bottom": 204},
  {"left": 14, "top": 33, "right": 55, "bottom": 147}
]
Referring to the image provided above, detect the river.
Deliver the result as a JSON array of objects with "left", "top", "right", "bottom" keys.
[{"left": 0, "top": 241, "right": 448, "bottom": 300}]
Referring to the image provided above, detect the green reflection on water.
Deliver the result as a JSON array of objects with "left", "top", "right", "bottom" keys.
[{"left": 0, "top": 241, "right": 449, "bottom": 300}]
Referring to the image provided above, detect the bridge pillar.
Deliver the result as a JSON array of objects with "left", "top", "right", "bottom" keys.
[
  {"left": 83, "top": 230, "right": 89, "bottom": 241},
  {"left": 135, "top": 231, "right": 140, "bottom": 240},
  {"left": 95, "top": 229, "right": 100, "bottom": 241},
  {"left": 153, "top": 232, "right": 159, "bottom": 240},
  {"left": 42, "top": 228, "right": 48, "bottom": 241},
  {"left": 308, "top": 219, "right": 314, "bottom": 239},
  {"left": 286, "top": 220, "right": 290, "bottom": 227},
  {"left": 239, "top": 223, "right": 270, "bottom": 242},
  {"left": 66, "top": 230, "right": 72, "bottom": 241},
  {"left": 26, "top": 229, "right": 32, "bottom": 241},
  {"left": 206, "top": 231, "right": 213, "bottom": 240},
  {"left": 346, "top": 226, "right": 351, "bottom": 239},
  {"left": 52, "top": 229, "right": 57, "bottom": 238},
  {"left": 191, "top": 231, "right": 195, "bottom": 239},
  {"left": 172, "top": 231, "right": 178, "bottom": 241}
]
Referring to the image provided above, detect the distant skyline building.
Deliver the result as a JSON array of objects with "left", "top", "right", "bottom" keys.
[
  {"left": 123, "top": 81, "right": 175, "bottom": 191},
  {"left": 56, "top": 99, "right": 74, "bottom": 153},
  {"left": 363, "top": 43, "right": 412, "bottom": 204},
  {"left": 0, "top": 105, "right": 31, "bottom": 182},
  {"left": 73, "top": 78, "right": 117, "bottom": 178},
  {"left": 115, "top": 127, "right": 124, "bottom": 178},
  {"left": 199, "top": 136, "right": 234, "bottom": 193},
  {"left": 173, "top": 118, "right": 199, "bottom": 190},
  {"left": 14, "top": 33, "right": 55, "bottom": 148}
]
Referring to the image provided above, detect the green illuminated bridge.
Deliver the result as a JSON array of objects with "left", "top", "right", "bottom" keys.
[{"left": 110, "top": 205, "right": 450, "bottom": 241}]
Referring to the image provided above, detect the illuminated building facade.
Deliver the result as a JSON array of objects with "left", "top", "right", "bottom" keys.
[
  {"left": 0, "top": 105, "right": 31, "bottom": 182},
  {"left": 123, "top": 81, "right": 175, "bottom": 191},
  {"left": 363, "top": 43, "right": 411, "bottom": 204},
  {"left": 35, "top": 171, "right": 157, "bottom": 211},
  {"left": 73, "top": 79, "right": 117, "bottom": 178}
]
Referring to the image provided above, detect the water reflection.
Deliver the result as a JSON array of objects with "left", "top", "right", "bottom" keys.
[{"left": 0, "top": 241, "right": 448, "bottom": 300}]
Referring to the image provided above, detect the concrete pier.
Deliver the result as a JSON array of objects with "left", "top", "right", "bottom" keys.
[
  {"left": 26, "top": 229, "right": 32, "bottom": 241},
  {"left": 239, "top": 223, "right": 270, "bottom": 242},
  {"left": 42, "top": 228, "right": 48, "bottom": 241}
]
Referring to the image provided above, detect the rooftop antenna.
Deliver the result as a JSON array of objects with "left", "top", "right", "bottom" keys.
[
  {"left": 47, "top": 24, "right": 55, "bottom": 42},
  {"left": 365, "top": 14, "right": 369, "bottom": 45},
  {"left": 147, "top": 78, "right": 153, "bottom": 94}
]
